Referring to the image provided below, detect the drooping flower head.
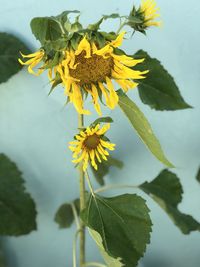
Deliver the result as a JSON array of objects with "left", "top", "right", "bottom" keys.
[
  {"left": 139, "top": 0, "right": 161, "bottom": 28},
  {"left": 19, "top": 27, "right": 148, "bottom": 115},
  {"left": 69, "top": 123, "right": 115, "bottom": 171}
]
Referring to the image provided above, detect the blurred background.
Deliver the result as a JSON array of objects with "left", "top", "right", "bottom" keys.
[{"left": 0, "top": 0, "right": 200, "bottom": 266}]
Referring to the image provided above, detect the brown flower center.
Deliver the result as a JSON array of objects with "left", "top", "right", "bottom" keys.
[
  {"left": 69, "top": 51, "right": 113, "bottom": 86},
  {"left": 83, "top": 134, "right": 100, "bottom": 149}
]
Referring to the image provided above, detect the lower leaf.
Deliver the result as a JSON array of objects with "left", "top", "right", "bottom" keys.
[{"left": 81, "top": 193, "right": 152, "bottom": 267}]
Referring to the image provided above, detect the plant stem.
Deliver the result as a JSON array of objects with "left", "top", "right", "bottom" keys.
[
  {"left": 85, "top": 170, "right": 95, "bottom": 197},
  {"left": 116, "top": 18, "right": 127, "bottom": 34},
  {"left": 78, "top": 113, "right": 86, "bottom": 267}
]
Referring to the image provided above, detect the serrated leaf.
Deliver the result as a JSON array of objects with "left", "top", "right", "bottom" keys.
[
  {"left": 196, "top": 167, "right": 200, "bottom": 183},
  {"left": 54, "top": 199, "right": 80, "bottom": 228},
  {"left": 140, "top": 169, "right": 200, "bottom": 234},
  {"left": 89, "top": 229, "right": 124, "bottom": 267},
  {"left": 117, "top": 89, "right": 174, "bottom": 167},
  {"left": 91, "top": 156, "right": 123, "bottom": 186},
  {"left": 90, "top": 116, "right": 113, "bottom": 128},
  {"left": 81, "top": 193, "right": 152, "bottom": 267},
  {"left": 0, "top": 32, "right": 31, "bottom": 84},
  {"left": 0, "top": 154, "right": 37, "bottom": 236},
  {"left": 134, "top": 50, "right": 192, "bottom": 110}
]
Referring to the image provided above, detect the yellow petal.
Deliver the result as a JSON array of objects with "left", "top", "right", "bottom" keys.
[
  {"left": 106, "top": 77, "right": 118, "bottom": 108},
  {"left": 111, "top": 31, "right": 126, "bottom": 48},
  {"left": 96, "top": 123, "right": 110, "bottom": 135},
  {"left": 98, "top": 82, "right": 112, "bottom": 109},
  {"left": 91, "top": 84, "right": 102, "bottom": 116},
  {"left": 75, "top": 36, "right": 91, "bottom": 58}
]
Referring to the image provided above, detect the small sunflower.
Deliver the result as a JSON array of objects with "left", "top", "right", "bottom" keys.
[
  {"left": 69, "top": 123, "right": 115, "bottom": 171},
  {"left": 19, "top": 32, "right": 148, "bottom": 115},
  {"left": 139, "top": 0, "right": 161, "bottom": 28}
]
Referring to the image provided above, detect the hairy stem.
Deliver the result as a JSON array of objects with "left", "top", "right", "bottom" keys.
[{"left": 78, "top": 113, "right": 86, "bottom": 267}]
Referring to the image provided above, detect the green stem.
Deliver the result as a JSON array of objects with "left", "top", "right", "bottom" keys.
[
  {"left": 73, "top": 230, "right": 81, "bottom": 267},
  {"left": 85, "top": 170, "right": 95, "bottom": 197},
  {"left": 116, "top": 18, "right": 127, "bottom": 34},
  {"left": 78, "top": 113, "right": 86, "bottom": 267}
]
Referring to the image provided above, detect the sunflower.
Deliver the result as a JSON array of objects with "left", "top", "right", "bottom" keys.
[
  {"left": 19, "top": 32, "right": 148, "bottom": 115},
  {"left": 55, "top": 32, "right": 148, "bottom": 115},
  {"left": 69, "top": 123, "right": 115, "bottom": 171},
  {"left": 139, "top": 0, "right": 161, "bottom": 28}
]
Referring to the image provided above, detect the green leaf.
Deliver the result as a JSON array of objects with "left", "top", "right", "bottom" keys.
[
  {"left": 0, "top": 243, "right": 6, "bottom": 267},
  {"left": 117, "top": 89, "right": 174, "bottom": 167},
  {"left": 81, "top": 193, "right": 152, "bottom": 267},
  {"left": 90, "top": 116, "right": 113, "bottom": 127},
  {"left": 0, "top": 32, "right": 31, "bottom": 84},
  {"left": 196, "top": 167, "right": 200, "bottom": 183},
  {"left": 134, "top": 50, "right": 192, "bottom": 110},
  {"left": 91, "top": 156, "right": 123, "bottom": 186},
  {"left": 30, "top": 17, "right": 63, "bottom": 45},
  {"left": 54, "top": 10, "right": 80, "bottom": 24},
  {"left": 0, "top": 154, "right": 37, "bottom": 236},
  {"left": 89, "top": 229, "right": 124, "bottom": 267},
  {"left": 54, "top": 199, "right": 80, "bottom": 228},
  {"left": 140, "top": 169, "right": 200, "bottom": 234}
]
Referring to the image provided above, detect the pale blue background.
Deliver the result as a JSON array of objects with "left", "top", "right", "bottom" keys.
[{"left": 0, "top": 0, "right": 200, "bottom": 267}]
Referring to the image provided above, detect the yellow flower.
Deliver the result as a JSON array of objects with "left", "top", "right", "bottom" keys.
[
  {"left": 56, "top": 32, "right": 148, "bottom": 115},
  {"left": 69, "top": 123, "right": 115, "bottom": 171},
  {"left": 18, "top": 50, "right": 45, "bottom": 75},
  {"left": 19, "top": 32, "right": 148, "bottom": 115},
  {"left": 140, "top": 0, "right": 161, "bottom": 28}
]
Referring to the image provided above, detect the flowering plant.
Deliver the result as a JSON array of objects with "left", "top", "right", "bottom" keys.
[{"left": 0, "top": 1, "right": 200, "bottom": 267}]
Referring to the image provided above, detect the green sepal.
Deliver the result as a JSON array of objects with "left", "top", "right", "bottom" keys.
[
  {"left": 93, "top": 32, "right": 106, "bottom": 48},
  {"left": 140, "top": 169, "right": 200, "bottom": 234},
  {"left": 117, "top": 89, "right": 174, "bottom": 168},
  {"left": 88, "top": 18, "right": 104, "bottom": 31},
  {"left": 44, "top": 51, "right": 62, "bottom": 69},
  {"left": 100, "top": 31, "right": 117, "bottom": 41}
]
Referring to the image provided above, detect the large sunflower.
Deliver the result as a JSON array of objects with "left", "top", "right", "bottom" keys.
[
  {"left": 69, "top": 123, "right": 115, "bottom": 171},
  {"left": 19, "top": 32, "right": 148, "bottom": 115}
]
